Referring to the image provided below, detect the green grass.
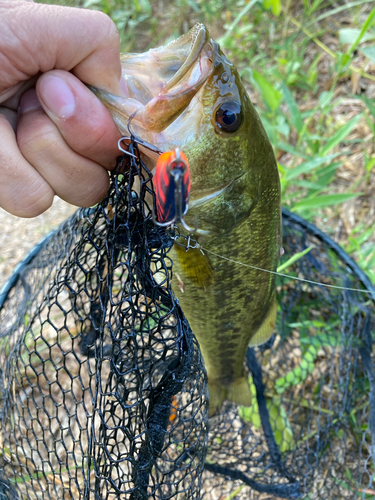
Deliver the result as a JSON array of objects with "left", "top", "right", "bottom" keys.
[{"left": 37, "top": 0, "right": 375, "bottom": 284}]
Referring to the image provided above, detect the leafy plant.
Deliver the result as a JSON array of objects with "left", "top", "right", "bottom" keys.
[
  {"left": 239, "top": 376, "right": 294, "bottom": 452},
  {"left": 36, "top": 0, "right": 375, "bottom": 285}
]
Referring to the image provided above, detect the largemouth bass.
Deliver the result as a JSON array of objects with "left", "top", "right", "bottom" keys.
[{"left": 91, "top": 23, "right": 281, "bottom": 415}]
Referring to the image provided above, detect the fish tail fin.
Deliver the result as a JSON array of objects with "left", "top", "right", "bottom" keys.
[
  {"left": 225, "top": 376, "right": 252, "bottom": 407},
  {"left": 208, "top": 377, "right": 252, "bottom": 417},
  {"left": 208, "top": 383, "right": 225, "bottom": 417}
]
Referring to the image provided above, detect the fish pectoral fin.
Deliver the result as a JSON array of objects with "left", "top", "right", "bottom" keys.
[
  {"left": 208, "top": 377, "right": 252, "bottom": 417},
  {"left": 248, "top": 297, "right": 278, "bottom": 347},
  {"left": 174, "top": 243, "right": 215, "bottom": 288}
]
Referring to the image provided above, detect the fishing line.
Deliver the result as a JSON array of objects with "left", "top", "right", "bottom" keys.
[
  {"left": 114, "top": 138, "right": 375, "bottom": 298},
  {"left": 201, "top": 247, "right": 375, "bottom": 296}
]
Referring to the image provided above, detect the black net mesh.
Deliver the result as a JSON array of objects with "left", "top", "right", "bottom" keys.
[
  {"left": 0, "top": 143, "right": 374, "bottom": 500},
  {"left": 202, "top": 211, "right": 375, "bottom": 500}
]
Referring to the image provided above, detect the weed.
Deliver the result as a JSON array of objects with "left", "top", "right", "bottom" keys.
[{"left": 35, "top": 0, "right": 375, "bottom": 284}]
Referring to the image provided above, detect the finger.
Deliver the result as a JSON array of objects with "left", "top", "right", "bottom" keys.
[
  {"left": 36, "top": 70, "right": 121, "bottom": 169},
  {"left": 17, "top": 89, "right": 110, "bottom": 207},
  {"left": 0, "top": 113, "right": 54, "bottom": 217},
  {"left": 0, "top": 1, "right": 121, "bottom": 97},
  {"left": 1, "top": 75, "right": 40, "bottom": 110},
  {"left": 0, "top": 107, "right": 17, "bottom": 131}
]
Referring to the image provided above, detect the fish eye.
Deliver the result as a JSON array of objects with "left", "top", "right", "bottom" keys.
[{"left": 215, "top": 101, "right": 242, "bottom": 133}]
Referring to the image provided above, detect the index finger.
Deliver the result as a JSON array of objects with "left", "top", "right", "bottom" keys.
[{"left": 0, "top": 0, "right": 122, "bottom": 96}]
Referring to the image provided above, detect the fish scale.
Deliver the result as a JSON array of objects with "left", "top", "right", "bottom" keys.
[{"left": 172, "top": 182, "right": 280, "bottom": 414}]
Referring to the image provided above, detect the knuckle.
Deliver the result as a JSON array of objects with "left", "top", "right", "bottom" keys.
[
  {"left": 79, "top": 125, "right": 116, "bottom": 165},
  {"left": 61, "top": 110, "right": 118, "bottom": 167},
  {"left": 86, "top": 9, "right": 120, "bottom": 52},
  {"left": 96, "top": 11, "right": 120, "bottom": 46},
  {"left": 5, "top": 180, "right": 54, "bottom": 218},
  {"left": 18, "top": 118, "right": 60, "bottom": 160},
  {"left": 78, "top": 170, "right": 109, "bottom": 207},
  {"left": 19, "top": 193, "right": 54, "bottom": 218}
]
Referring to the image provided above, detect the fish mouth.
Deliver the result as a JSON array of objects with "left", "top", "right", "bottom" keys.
[
  {"left": 90, "top": 23, "right": 216, "bottom": 138},
  {"left": 122, "top": 23, "right": 215, "bottom": 134}
]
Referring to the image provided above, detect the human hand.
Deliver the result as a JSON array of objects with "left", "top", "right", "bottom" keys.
[{"left": 0, "top": 0, "right": 123, "bottom": 217}]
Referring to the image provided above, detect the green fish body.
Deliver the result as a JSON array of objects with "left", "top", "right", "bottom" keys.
[{"left": 91, "top": 23, "right": 281, "bottom": 415}]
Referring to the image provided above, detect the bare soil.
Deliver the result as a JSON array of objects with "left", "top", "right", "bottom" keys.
[{"left": 0, "top": 200, "right": 75, "bottom": 288}]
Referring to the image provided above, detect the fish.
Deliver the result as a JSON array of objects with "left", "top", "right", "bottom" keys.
[{"left": 90, "top": 23, "right": 281, "bottom": 416}]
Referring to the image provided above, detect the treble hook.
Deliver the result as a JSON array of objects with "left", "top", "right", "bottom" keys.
[
  {"left": 117, "top": 113, "right": 163, "bottom": 158},
  {"left": 117, "top": 137, "right": 137, "bottom": 158},
  {"left": 128, "top": 113, "right": 162, "bottom": 156},
  {"left": 116, "top": 115, "right": 200, "bottom": 235}
]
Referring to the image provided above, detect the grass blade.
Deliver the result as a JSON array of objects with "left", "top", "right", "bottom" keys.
[
  {"left": 285, "top": 154, "right": 340, "bottom": 180},
  {"left": 252, "top": 70, "right": 282, "bottom": 112},
  {"left": 312, "top": 0, "right": 373, "bottom": 25},
  {"left": 277, "top": 142, "right": 309, "bottom": 159},
  {"left": 339, "top": 28, "right": 375, "bottom": 45},
  {"left": 347, "top": 6, "right": 375, "bottom": 55},
  {"left": 293, "top": 193, "right": 360, "bottom": 211},
  {"left": 277, "top": 246, "right": 313, "bottom": 272},
  {"left": 282, "top": 83, "right": 304, "bottom": 134},
  {"left": 217, "top": 0, "right": 258, "bottom": 46},
  {"left": 360, "top": 45, "right": 375, "bottom": 64},
  {"left": 357, "top": 95, "right": 375, "bottom": 119},
  {"left": 321, "top": 114, "right": 362, "bottom": 156}
]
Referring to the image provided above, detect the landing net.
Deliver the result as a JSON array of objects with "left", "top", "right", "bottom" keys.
[{"left": 0, "top": 143, "right": 374, "bottom": 500}]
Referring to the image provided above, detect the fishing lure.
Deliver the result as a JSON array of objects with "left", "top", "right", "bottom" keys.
[
  {"left": 152, "top": 148, "right": 197, "bottom": 233},
  {"left": 117, "top": 116, "right": 196, "bottom": 233}
]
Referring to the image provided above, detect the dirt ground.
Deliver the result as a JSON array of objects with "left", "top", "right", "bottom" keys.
[{"left": 0, "top": 200, "right": 75, "bottom": 289}]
